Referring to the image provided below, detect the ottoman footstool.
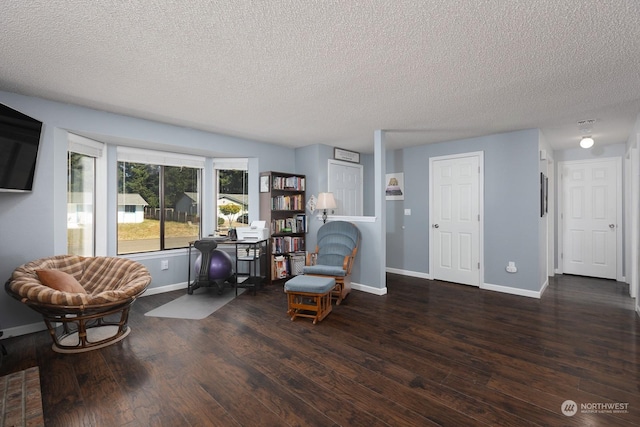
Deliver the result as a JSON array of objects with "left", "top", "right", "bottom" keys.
[{"left": 284, "top": 275, "right": 336, "bottom": 324}]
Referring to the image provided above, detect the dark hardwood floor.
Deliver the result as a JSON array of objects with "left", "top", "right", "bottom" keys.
[{"left": 1, "top": 273, "right": 639, "bottom": 426}]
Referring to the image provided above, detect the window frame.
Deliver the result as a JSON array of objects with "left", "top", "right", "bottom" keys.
[
  {"left": 116, "top": 147, "right": 205, "bottom": 254},
  {"left": 213, "top": 158, "right": 249, "bottom": 236},
  {"left": 67, "top": 134, "right": 106, "bottom": 256}
]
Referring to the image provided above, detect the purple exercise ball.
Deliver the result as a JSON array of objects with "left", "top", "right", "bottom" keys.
[{"left": 194, "top": 250, "right": 234, "bottom": 281}]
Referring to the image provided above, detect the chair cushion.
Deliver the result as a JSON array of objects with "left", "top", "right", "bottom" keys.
[
  {"left": 311, "top": 221, "right": 360, "bottom": 268},
  {"left": 35, "top": 270, "right": 87, "bottom": 294},
  {"left": 8, "top": 255, "right": 151, "bottom": 306},
  {"left": 303, "top": 264, "right": 346, "bottom": 277},
  {"left": 285, "top": 275, "right": 335, "bottom": 294}
]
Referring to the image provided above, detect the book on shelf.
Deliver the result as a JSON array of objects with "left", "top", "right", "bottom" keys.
[
  {"left": 270, "top": 194, "right": 304, "bottom": 210},
  {"left": 271, "top": 236, "right": 304, "bottom": 254},
  {"left": 296, "top": 214, "right": 307, "bottom": 233},
  {"left": 270, "top": 214, "right": 307, "bottom": 234},
  {"left": 273, "top": 255, "right": 289, "bottom": 279},
  {"left": 271, "top": 176, "right": 305, "bottom": 191},
  {"left": 237, "top": 247, "right": 261, "bottom": 259}
]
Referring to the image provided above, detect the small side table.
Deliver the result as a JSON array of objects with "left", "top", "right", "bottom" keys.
[{"left": 228, "top": 239, "right": 268, "bottom": 295}]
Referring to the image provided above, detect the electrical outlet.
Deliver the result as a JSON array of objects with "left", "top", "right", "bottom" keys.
[
  {"left": 506, "top": 261, "right": 517, "bottom": 273},
  {"left": 161, "top": 260, "right": 169, "bottom": 270}
]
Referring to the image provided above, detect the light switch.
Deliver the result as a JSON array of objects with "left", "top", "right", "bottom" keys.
[{"left": 404, "top": 209, "right": 411, "bottom": 215}]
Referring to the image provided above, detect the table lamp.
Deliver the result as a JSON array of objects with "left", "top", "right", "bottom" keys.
[{"left": 316, "top": 192, "right": 336, "bottom": 223}]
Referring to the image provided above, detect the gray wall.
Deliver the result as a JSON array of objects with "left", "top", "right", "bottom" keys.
[
  {"left": 538, "top": 131, "right": 553, "bottom": 287},
  {"left": 555, "top": 143, "right": 627, "bottom": 163},
  {"left": 361, "top": 152, "right": 375, "bottom": 216},
  {"left": 295, "top": 144, "right": 385, "bottom": 291},
  {"left": 0, "top": 89, "right": 557, "bottom": 334},
  {"left": 385, "top": 129, "right": 543, "bottom": 292},
  {"left": 0, "top": 90, "right": 297, "bottom": 331}
]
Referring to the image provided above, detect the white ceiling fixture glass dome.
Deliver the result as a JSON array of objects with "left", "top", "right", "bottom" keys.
[{"left": 579, "top": 136, "right": 595, "bottom": 149}]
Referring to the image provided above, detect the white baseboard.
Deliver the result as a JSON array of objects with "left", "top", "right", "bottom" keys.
[
  {"left": 2, "top": 280, "right": 390, "bottom": 340},
  {"left": 351, "top": 282, "right": 387, "bottom": 296},
  {"left": 385, "top": 267, "right": 432, "bottom": 280},
  {"left": 0, "top": 321, "right": 48, "bottom": 340},
  {"left": 149, "top": 276, "right": 548, "bottom": 300},
  {"left": 539, "top": 278, "right": 549, "bottom": 296},
  {"left": 144, "top": 279, "right": 391, "bottom": 297},
  {"left": 141, "top": 282, "right": 188, "bottom": 297},
  {"left": 481, "top": 282, "right": 542, "bottom": 299},
  {"left": 385, "top": 268, "right": 547, "bottom": 299},
  {"left": 2, "top": 283, "right": 188, "bottom": 340}
]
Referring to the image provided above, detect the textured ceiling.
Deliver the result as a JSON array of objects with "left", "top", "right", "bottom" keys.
[{"left": 1, "top": 1, "right": 640, "bottom": 153}]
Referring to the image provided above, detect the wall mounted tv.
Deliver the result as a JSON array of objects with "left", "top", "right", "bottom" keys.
[{"left": 0, "top": 103, "right": 43, "bottom": 192}]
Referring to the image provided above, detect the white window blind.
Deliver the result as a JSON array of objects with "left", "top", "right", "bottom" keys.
[
  {"left": 68, "top": 133, "right": 104, "bottom": 158},
  {"left": 117, "top": 147, "right": 205, "bottom": 168},
  {"left": 213, "top": 158, "right": 248, "bottom": 170}
]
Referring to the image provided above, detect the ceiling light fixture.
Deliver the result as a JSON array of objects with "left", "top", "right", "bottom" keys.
[
  {"left": 577, "top": 119, "right": 596, "bottom": 149},
  {"left": 579, "top": 136, "right": 594, "bottom": 149}
]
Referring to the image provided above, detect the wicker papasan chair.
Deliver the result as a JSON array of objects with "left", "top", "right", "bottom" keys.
[{"left": 5, "top": 255, "right": 151, "bottom": 353}]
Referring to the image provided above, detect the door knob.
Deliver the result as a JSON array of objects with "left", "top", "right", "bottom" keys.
[
  {"left": 433, "top": 224, "right": 439, "bottom": 228},
  {"left": 609, "top": 224, "right": 615, "bottom": 229}
]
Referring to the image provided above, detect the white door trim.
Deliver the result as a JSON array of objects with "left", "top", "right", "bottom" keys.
[
  {"left": 625, "top": 144, "right": 639, "bottom": 298},
  {"left": 557, "top": 157, "right": 623, "bottom": 281},
  {"left": 428, "top": 151, "right": 484, "bottom": 286},
  {"left": 546, "top": 156, "right": 555, "bottom": 278}
]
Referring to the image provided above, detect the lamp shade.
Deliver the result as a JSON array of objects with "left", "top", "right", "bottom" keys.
[
  {"left": 580, "top": 136, "right": 594, "bottom": 149},
  {"left": 316, "top": 192, "right": 337, "bottom": 210}
]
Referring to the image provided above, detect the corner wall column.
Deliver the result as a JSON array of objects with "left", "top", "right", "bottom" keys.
[{"left": 374, "top": 129, "right": 386, "bottom": 289}]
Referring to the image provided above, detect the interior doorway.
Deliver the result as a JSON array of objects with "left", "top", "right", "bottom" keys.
[
  {"left": 558, "top": 157, "right": 622, "bottom": 280},
  {"left": 429, "top": 152, "right": 483, "bottom": 286}
]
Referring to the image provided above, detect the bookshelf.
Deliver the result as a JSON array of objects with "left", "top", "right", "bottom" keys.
[{"left": 259, "top": 171, "right": 307, "bottom": 283}]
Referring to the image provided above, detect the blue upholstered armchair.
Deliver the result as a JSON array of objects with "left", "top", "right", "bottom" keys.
[{"left": 303, "top": 221, "right": 360, "bottom": 305}]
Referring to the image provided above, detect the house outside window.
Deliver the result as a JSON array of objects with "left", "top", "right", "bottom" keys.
[
  {"left": 117, "top": 148, "right": 203, "bottom": 254},
  {"left": 214, "top": 160, "right": 248, "bottom": 235},
  {"left": 119, "top": 195, "right": 148, "bottom": 222}
]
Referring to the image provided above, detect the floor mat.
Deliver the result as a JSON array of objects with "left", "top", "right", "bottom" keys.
[
  {"left": 144, "top": 287, "right": 245, "bottom": 320},
  {"left": 0, "top": 366, "right": 44, "bottom": 427}
]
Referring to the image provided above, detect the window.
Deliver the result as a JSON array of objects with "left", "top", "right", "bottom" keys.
[
  {"left": 214, "top": 159, "right": 248, "bottom": 235},
  {"left": 67, "top": 135, "right": 104, "bottom": 256},
  {"left": 117, "top": 148, "right": 204, "bottom": 254},
  {"left": 67, "top": 152, "right": 96, "bottom": 256}
]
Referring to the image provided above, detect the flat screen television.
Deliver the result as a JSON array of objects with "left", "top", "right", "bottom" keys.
[{"left": 0, "top": 103, "right": 43, "bottom": 192}]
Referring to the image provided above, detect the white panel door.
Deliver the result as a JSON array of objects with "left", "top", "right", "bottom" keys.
[
  {"left": 328, "top": 160, "right": 363, "bottom": 216},
  {"left": 431, "top": 155, "right": 480, "bottom": 286},
  {"left": 562, "top": 159, "right": 617, "bottom": 279}
]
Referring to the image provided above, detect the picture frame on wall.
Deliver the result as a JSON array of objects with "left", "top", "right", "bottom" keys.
[
  {"left": 540, "top": 172, "right": 548, "bottom": 217},
  {"left": 545, "top": 175, "right": 549, "bottom": 214},
  {"left": 385, "top": 172, "right": 405, "bottom": 201},
  {"left": 260, "top": 175, "right": 270, "bottom": 193},
  {"left": 334, "top": 147, "right": 360, "bottom": 163}
]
